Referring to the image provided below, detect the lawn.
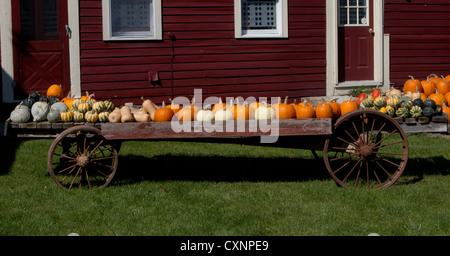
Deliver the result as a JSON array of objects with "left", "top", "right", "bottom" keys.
[{"left": 0, "top": 133, "right": 448, "bottom": 237}]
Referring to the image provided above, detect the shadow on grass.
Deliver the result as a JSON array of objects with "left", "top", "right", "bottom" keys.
[
  {"left": 113, "top": 154, "right": 331, "bottom": 185},
  {"left": 112, "top": 153, "right": 449, "bottom": 187},
  {"left": 0, "top": 136, "right": 24, "bottom": 175}
]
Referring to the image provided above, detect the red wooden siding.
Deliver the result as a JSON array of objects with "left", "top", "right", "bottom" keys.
[
  {"left": 79, "top": 0, "right": 327, "bottom": 105},
  {"left": 385, "top": 0, "right": 450, "bottom": 88}
]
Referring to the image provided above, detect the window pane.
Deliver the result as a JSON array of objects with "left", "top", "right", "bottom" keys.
[
  {"left": 349, "top": 8, "right": 357, "bottom": 24},
  {"left": 339, "top": 8, "right": 347, "bottom": 25},
  {"left": 348, "top": 0, "right": 357, "bottom": 6},
  {"left": 111, "top": 0, "right": 152, "bottom": 37},
  {"left": 43, "top": 0, "right": 58, "bottom": 35},
  {"left": 359, "top": 0, "right": 367, "bottom": 6},
  {"left": 359, "top": 8, "right": 367, "bottom": 24},
  {"left": 339, "top": 0, "right": 347, "bottom": 6},
  {"left": 20, "top": 0, "right": 59, "bottom": 41},
  {"left": 242, "top": 0, "right": 277, "bottom": 30}
]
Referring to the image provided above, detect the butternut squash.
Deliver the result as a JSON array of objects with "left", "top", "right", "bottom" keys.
[
  {"left": 120, "top": 106, "right": 134, "bottom": 123},
  {"left": 141, "top": 97, "right": 158, "bottom": 121},
  {"left": 133, "top": 108, "right": 151, "bottom": 122},
  {"left": 108, "top": 108, "right": 122, "bottom": 123}
]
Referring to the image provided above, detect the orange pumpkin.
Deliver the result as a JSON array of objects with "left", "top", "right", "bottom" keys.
[
  {"left": 420, "top": 93, "right": 427, "bottom": 102},
  {"left": 232, "top": 101, "right": 250, "bottom": 120},
  {"left": 428, "top": 93, "right": 446, "bottom": 107},
  {"left": 427, "top": 74, "right": 442, "bottom": 85},
  {"left": 327, "top": 98, "right": 341, "bottom": 119},
  {"left": 165, "top": 98, "right": 181, "bottom": 114},
  {"left": 315, "top": 102, "right": 334, "bottom": 118},
  {"left": 445, "top": 92, "right": 450, "bottom": 107},
  {"left": 404, "top": 76, "right": 423, "bottom": 93},
  {"left": 421, "top": 79, "right": 436, "bottom": 96},
  {"left": 212, "top": 98, "right": 227, "bottom": 115},
  {"left": 298, "top": 98, "right": 313, "bottom": 107},
  {"left": 154, "top": 107, "right": 174, "bottom": 122},
  {"left": 445, "top": 74, "right": 450, "bottom": 82},
  {"left": 47, "top": 84, "right": 64, "bottom": 99},
  {"left": 273, "top": 97, "right": 296, "bottom": 119},
  {"left": 442, "top": 104, "right": 450, "bottom": 123},
  {"left": 61, "top": 91, "right": 75, "bottom": 109},
  {"left": 435, "top": 77, "right": 450, "bottom": 95},
  {"left": 340, "top": 99, "right": 359, "bottom": 116},
  {"left": 295, "top": 105, "right": 315, "bottom": 119}
]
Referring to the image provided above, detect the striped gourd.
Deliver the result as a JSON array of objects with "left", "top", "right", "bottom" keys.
[
  {"left": 85, "top": 111, "right": 99, "bottom": 123},
  {"left": 410, "top": 105, "right": 422, "bottom": 118},
  {"left": 373, "top": 96, "right": 386, "bottom": 109},
  {"left": 386, "top": 97, "right": 400, "bottom": 109},
  {"left": 77, "top": 102, "right": 92, "bottom": 114},
  {"left": 98, "top": 111, "right": 110, "bottom": 123},
  {"left": 73, "top": 111, "right": 85, "bottom": 122},
  {"left": 400, "top": 98, "right": 413, "bottom": 110},
  {"left": 60, "top": 111, "right": 74, "bottom": 122},
  {"left": 385, "top": 106, "right": 395, "bottom": 117},
  {"left": 396, "top": 107, "right": 410, "bottom": 118},
  {"left": 361, "top": 96, "right": 374, "bottom": 108},
  {"left": 378, "top": 107, "right": 387, "bottom": 114},
  {"left": 103, "top": 100, "right": 115, "bottom": 112},
  {"left": 92, "top": 101, "right": 105, "bottom": 113},
  {"left": 72, "top": 98, "right": 84, "bottom": 111}
]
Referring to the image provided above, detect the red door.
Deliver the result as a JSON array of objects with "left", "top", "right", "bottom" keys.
[
  {"left": 338, "top": 0, "right": 374, "bottom": 82},
  {"left": 12, "top": 0, "right": 70, "bottom": 99}
]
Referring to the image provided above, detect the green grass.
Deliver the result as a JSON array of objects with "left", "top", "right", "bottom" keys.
[{"left": 0, "top": 133, "right": 449, "bottom": 236}]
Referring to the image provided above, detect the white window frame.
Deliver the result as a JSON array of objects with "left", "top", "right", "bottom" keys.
[
  {"left": 102, "top": 0, "right": 162, "bottom": 41},
  {"left": 234, "top": 0, "right": 288, "bottom": 38}
]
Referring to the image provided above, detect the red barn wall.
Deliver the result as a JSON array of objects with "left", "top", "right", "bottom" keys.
[
  {"left": 385, "top": 0, "right": 450, "bottom": 88},
  {"left": 79, "top": 0, "right": 327, "bottom": 105}
]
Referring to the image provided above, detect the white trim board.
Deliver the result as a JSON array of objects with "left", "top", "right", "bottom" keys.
[{"left": 326, "top": 0, "right": 389, "bottom": 96}]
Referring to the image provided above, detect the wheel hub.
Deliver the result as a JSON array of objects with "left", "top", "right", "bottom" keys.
[
  {"left": 77, "top": 154, "right": 90, "bottom": 167},
  {"left": 359, "top": 145, "right": 373, "bottom": 158}
]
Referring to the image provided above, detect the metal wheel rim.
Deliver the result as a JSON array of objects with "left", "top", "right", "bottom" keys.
[
  {"left": 323, "top": 109, "right": 409, "bottom": 189},
  {"left": 47, "top": 125, "right": 118, "bottom": 190}
]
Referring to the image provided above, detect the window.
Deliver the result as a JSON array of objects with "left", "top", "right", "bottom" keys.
[
  {"left": 20, "top": 0, "right": 59, "bottom": 41},
  {"left": 235, "top": 0, "right": 288, "bottom": 38},
  {"left": 339, "top": 0, "right": 369, "bottom": 26},
  {"left": 102, "top": 0, "right": 162, "bottom": 40}
]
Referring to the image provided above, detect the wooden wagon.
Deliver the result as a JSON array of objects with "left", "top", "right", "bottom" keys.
[{"left": 9, "top": 108, "right": 443, "bottom": 190}]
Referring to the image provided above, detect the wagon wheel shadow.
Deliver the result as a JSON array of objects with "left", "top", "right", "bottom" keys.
[{"left": 113, "top": 153, "right": 331, "bottom": 185}]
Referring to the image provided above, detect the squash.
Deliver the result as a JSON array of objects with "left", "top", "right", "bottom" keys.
[
  {"left": 153, "top": 102, "right": 173, "bottom": 122},
  {"left": 385, "top": 86, "right": 402, "bottom": 98},
  {"left": 410, "top": 105, "right": 422, "bottom": 118},
  {"left": 395, "top": 107, "right": 410, "bottom": 118},
  {"left": 176, "top": 107, "right": 196, "bottom": 122},
  {"left": 98, "top": 111, "right": 110, "bottom": 123},
  {"left": 411, "top": 87, "right": 421, "bottom": 101},
  {"left": 85, "top": 111, "right": 99, "bottom": 123},
  {"left": 428, "top": 93, "right": 445, "bottom": 107},
  {"left": 196, "top": 107, "right": 215, "bottom": 122},
  {"left": 212, "top": 97, "right": 227, "bottom": 115},
  {"left": 141, "top": 97, "right": 158, "bottom": 121},
  {"left": 421, "top": 77, "right": 436, "bottom": 96},
  {"left": 120, "top": 106, "right": 134, "bottom": 123},
  {"left": 77, "top": 101, "right": 92, "bottom": 114},
  {"left": 445, "top": 92, "right": 450, "bottom": 107},
  {"left": 165, "top": 98, "right": 181, "bottom": 114},
  {"left": 248, "top": 101, "right": 262, "bottom": 120},
  {"left": 404, "top": 76, "right": 423, "bottom": 93},
  {"left": 60, "top": 111, "right": 74, "bottom": 122},
  {"left": 423, "top": 98, "right": 437, "bottom": 110},
  {"left": 10, "top": 102, "right": 31, "bottom": 123},
  {"left": 387, "top": 96, "right": 400, "bottom": 109},
  {"left": 385, "top": 106, "right": 396, "bottom": 117},
  {"left": 412, "top": 98, "right": 424, "bottom": 108},
  {"left": 435, "top": 76, "right": 450, "bottom": 95},
  {"left": 422, "top": 107, "right": 435, "bottom": 117},
  {"left": 295, "top": 104, "right": 315, "bottom": 119},
  {"left": 31, "top": 101, "right": 50, "bottom": 121},
  {"left": 327, "top": 98, "right": 341, "bottom": 119},
  {"left": 442, "top": 104, "right": 450, "bottom": 123},
  {"left": 226, "top": 99, "right": 250, "bottom": 120},
  {"left": 373, "top": 96, "right": 387, "bottom": 109},
  {"left": 47, "top": 109, "right": 61, "bottom": 122},
  {"left": 47, "top": 84, "right": 64, "bottom": 100},
  {"left": 214, "top": 107, "right": 234, "bottom": 121},
  {"left": 340, "top": 98, "right": 359, "bottom": 116},
  {"left": 92, "top": 101, "right": 105, "bottom": 113},
  {"left": 73, "top": 111, "right": 85, "bottom": 122},
  {"left": 273, "top": 97, "right": 296, "bottom": 119},
  {"left": 254, "top": 104, "right": 275, "bottom": 120},
  {"left": 50, "top": 102, "right": 69, "bottom": 113},
  {"left": 108, "top": 108, "right": 121, "bottom": 123},
  {"left": 315, "top": 102, "right": 334, "bottom": 118}
]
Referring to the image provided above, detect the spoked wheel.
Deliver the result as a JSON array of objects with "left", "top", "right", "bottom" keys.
[
  {"left": 323, "top": 109, "right": 408, "bottom": 189},
  {"left": 47, "top": 125, "right": 119, "bottom": 190}
]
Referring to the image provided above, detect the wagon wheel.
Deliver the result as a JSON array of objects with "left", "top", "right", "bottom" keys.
[
  {"left": 323, "top": 109, "right": 408, "bottom": 189},
  {"left": 47, "top": 125, "right": 119, "bottom": 190}
]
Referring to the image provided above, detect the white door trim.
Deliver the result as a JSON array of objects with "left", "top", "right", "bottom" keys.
[
  {"left": 326, "top": 0, "right": 388, "bottom": 96},
  {"left": 0, "top": 0, "right": 81, "bottom": 103}
]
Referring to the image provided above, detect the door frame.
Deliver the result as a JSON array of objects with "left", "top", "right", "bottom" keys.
[
  {"left": 326, "top": 0, "right": 389, "bottom": 96},
  {"left": 1, "top": 0, "right": 80, "bottom": 103}
]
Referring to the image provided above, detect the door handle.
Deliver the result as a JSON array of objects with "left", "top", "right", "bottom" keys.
[
  {"left": 368, "top": 28, "right": 374, "bottom": 34},
  {"left": 65, "top": 25, "right": 71, "bottom": 38}
]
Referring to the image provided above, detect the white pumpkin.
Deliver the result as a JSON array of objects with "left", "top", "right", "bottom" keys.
[
  {"left": 10, "top": 102, "right": 31, "bottom": 123},
  {"left": 196, "top": 109, "right": 214, "bottom": 122},
  {"left": 214, "top": 108, "right": 234, "bottom": 121},
  {"left": 254, "top": 105, "right": 275, "bottom": 120},
  {"left": 31, "top": 101, "right": 50, "bottom": 121},
  {"left": 47, "top": 110, "right": 61, "bottom": 123},
  {"left": 50, "top": 102, "right": 69, "bottom": 113}
]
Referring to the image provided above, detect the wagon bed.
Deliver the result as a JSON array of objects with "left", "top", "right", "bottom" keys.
[{"left": 6, "top": 109, "right": 442, "bottom": 190}]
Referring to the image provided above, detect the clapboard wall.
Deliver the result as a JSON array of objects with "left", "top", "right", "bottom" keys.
[
  {"left": 385, "top": 0, "right": 450, "bottom": 88},
  {"left": 79, "top": 0, "right": 327, "bottom": 105}
]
